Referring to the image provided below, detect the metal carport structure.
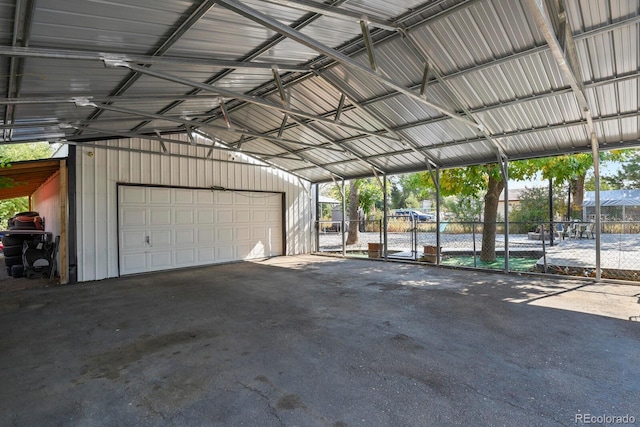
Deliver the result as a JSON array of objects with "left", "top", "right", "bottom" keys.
[{"left": 1, "top": 0, "right": 639, "bottom": 280}]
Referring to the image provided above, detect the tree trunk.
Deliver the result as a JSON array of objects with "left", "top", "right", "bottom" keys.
[
  {"left": 571, "top": 176, "right": 585, "bottom": 217},
  {"left": 346, "top": 180, "right": 359, "bottom": 245},
  {"left": 480, "top": 174, "right": 504, "bottom": 262}
]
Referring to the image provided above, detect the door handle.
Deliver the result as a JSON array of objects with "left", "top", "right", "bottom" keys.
[{"left": 145, "top": 235, "right": 151, "bottom": 246}]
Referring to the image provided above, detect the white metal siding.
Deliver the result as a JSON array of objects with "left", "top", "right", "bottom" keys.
[
  {"left": 31, "top": 170, "right": 63, "bottom": 276},
  {"left": 76, "top": 135, "right": 312, "bottom": 282}
]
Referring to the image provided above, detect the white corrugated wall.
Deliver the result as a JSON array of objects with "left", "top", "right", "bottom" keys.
[
  {"left": 31, "top": 168, "right": 63, "bottom": 277},
  {"left": 75, "top": 135, "right": 313, "bottom": 282}
]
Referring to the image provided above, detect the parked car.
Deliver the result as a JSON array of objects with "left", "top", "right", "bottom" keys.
[{"left": 391, "top": 209, "right": 434, "bottom": 222}]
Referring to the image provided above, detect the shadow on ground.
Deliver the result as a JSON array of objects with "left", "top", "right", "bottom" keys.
[{"left": 1, "top": 255, "right": 639, "bottom": 426}]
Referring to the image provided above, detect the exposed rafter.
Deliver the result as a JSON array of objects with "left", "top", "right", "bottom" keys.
[
  {"left": 0, "top": 46, "right": 312, "bottom": 72},
  {"left": 115, "top": 61, "right": 400, "bottom": 141},
  {"left": 214, "top": 0, "right": 480, "bottom": 130},
  {"left": 4, "top": 0, "right": 36, "bottom": 141},
  {"left": 75, "top": 0, "right": 218, "bottom": 136}
]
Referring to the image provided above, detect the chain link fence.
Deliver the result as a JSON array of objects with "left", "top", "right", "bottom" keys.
[{"left": 316, "top": 217, "right": 640, "bottom": 282}]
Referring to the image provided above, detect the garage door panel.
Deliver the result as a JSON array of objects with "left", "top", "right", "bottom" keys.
[
  {"left": 121, "top": 186, "right": 146, "bottom": 204},
  {"left": 197, "top": 191, "right": 214, "bottom": 205},
  {"left": 198, "top": 229, "right": 215, "bottom": 244},
  {"left": 234, "top": 194, "right": 250, "bottom": 205},
  {"left": 119, "top": 186, "right": 283, "bottom": 275},
  {"left": 175, "top": 209, "right": 195, "bottom": 225},
  {"left": 150, "top": 188, "right": 171, "bottom": 204},
  {"left": 216, "top": 246, "right": 234, "bottom": 261},
  {"left": 122, "top": 231, "right": 146, "bottom": 250},
  {"left": 236, "top": 243, "right": 251, "bottom": 259},
  {"left": 150, "top": 208, "right": 171, "bottom": 226},
  {"left": 235, "top": 210, "right": 250, "bottom": 222},
  {"left": 249, "top": 242, "right": 265, "bottom": 258},
  {"left": 252, "top": 196, "right": 266, "bottom": 206},
  {"left": 252, "top": 210, "right": 266, "bottom": 222},
  {"left": 252, "top": 227, "right": 266, "bottom": 239},
  {"left": 218, "top": 210, "right": 233, "bottom": 223},
  {"left": 150, "top": 230, "right": 171, "bottom": 246},
  {"left": 267, "top": 209, "right": 281, "bottom": 222},
  {"left": 121, "top": 208, "right": 147, "bottom": 227},
  {"left": 198, "top": 248, "right": 215, "bottom": 263},
  {"left": 174, "top": 189, "right": 194, "bottom": 204},
  {"left": 175, "top": 229, "right": 195, "bottom": 245},
  {"left": 217, "top": 228, "right": 233, "bottom": 242},
  {"left": 175, "top": 249, "right": 195, "bottom": 265},
  {"left": 216, "top": 192, "right": 233, "bottom": 205},
  {"left": 197, "top": 210, "right": 214, "bottom": 224},
  {"left": 122, "top": 253, "right": 147, "bottom": 273},
  {"left": 236, "top": 228, "right": 250, "bottom": 241},
  {"left": 149, "top": 251, "right": 172, "bottom": 268}
]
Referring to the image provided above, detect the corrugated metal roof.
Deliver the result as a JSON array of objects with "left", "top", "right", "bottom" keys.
[{"left": 1, "top": 0, "right": 639, "bottom": 183}]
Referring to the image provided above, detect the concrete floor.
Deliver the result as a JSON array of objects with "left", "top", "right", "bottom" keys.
[{"left": 1, "top": 255, "right": 639, "bottom": 426}]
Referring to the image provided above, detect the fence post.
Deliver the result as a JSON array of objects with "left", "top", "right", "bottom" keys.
[
  {"left": 541, "top": 223, "right": 548, "bottom": 273},
  {"left": 472, "top": 221, "right": 477, "bottom": 268}
]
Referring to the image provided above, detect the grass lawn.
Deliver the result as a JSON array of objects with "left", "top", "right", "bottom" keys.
[{"left": 440, "top": 255, "right": 539, "bottom": 271}]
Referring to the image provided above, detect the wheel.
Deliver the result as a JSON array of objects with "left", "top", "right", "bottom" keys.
[
  {"left": 2, "top": 234, "right": 30, "bottom": 247},
  {"left": 11, "top": 264, "right": 24, "bottom": 278},
  {"left": 3, "top": 255, "right": 23, "bottom": 268},
  {"left": 2, "top": 245, "right": 22, "bottom": 257}
]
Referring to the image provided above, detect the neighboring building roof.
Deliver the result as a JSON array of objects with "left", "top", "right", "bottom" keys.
[
  {"left": 1, "top": 1, "right": 637, "bottom": 183},
  {"left": 584, "top": 190, "right": 640, "bottom": 207},
  {"left": 319, "top": 195, "right": 340, "bottom": 204},
  {"left": 498, "top": 188, "right": 528, "bottom": 203}
]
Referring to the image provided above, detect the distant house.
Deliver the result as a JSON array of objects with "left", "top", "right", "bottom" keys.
[{"left": 498, "top": 188, "right": 527, "bottom": 217}]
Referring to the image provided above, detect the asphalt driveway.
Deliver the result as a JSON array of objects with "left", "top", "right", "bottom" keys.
[{"left": 1, "top": 255, "right": 639, "bottom": 426}]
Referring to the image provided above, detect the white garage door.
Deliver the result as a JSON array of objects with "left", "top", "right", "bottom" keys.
[{"left": 118, "top": 185, "right": 283, "bottom": 275}]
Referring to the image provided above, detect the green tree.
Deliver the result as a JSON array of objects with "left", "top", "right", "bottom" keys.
[
  {"left": 442, "top": 194, "right": 483, "bottom": 223},
  {"left": 509, "top": 186, "right": 565, "bottom": 233},
  {"left": 402, "top": 153, "right": 621, "bottom": 262},
  {"left": 329, "top": 178, "right": 385, "bottom": 245},
  {"left": 599, "top": 149, "right": 640, "bottom": 189}
]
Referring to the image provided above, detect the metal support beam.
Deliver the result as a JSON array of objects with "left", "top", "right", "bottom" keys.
[
  {"left": 76, "top": 0, "right": 218, "bottom": 135},
  {"left": 591, "top": 133, "right": 602, "bottom": 280},
  {"left": 272, "top": 68, "right": 288, "bottom": 106},
  {"left": 219, "top": 98, "right": 232, "bottom": 128},
  {"left": 402, "top": 36, "right": 506, "bottom": 157},
  {"left": 283, "top": 114, "right": 386, "bottom": 175},
  {"left": 214, "top": 0, "right": 480, "bottom": 130},
  {"left": 526, "top": 0, "right": 603, "bottom": 279},
  {"left": 128, "top": 0, "right": 350, "bottom": 135},
  {"left": 334, "top": 93, "right": 346, "bottom": 122},
  {"left": 360, "top": 20, "right": 378, "bottom": 72},
  {"left": 0, "top": 46, "right": 311, "bottom": 72},
  {"left": 72, "top": 125, "right": 303, "bottom": 160},
  {"left": 118, "top": 61, "right": 401, "bottom": 141},
  {"left": 4, "top": 0, "right": 36, "bottom": 141},
  {"left": 318, "top": 72, "right": 441, "bottom": 167},
  {"left": 383, "top": 175, "right": 388, "bottom": 259},
  {"left": 277, "top": 115, "right": 288, "bottom": 139},
  {"left": 419, "top": 62, "right": 430, "bottom": 96},
  {"left": 73, "top": 102, "right": 346, "bottom": 155},
  {"left": 427, "top": 163, "right": 441, "bottom": 265},
  {"left": 497, "top": 154, "right": 509, "bottom": 273}
]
